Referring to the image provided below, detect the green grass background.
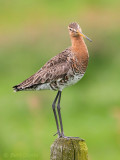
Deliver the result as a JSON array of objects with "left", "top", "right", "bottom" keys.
[{"left": 0, "top": 0, "right": 120, "bottom": 160}]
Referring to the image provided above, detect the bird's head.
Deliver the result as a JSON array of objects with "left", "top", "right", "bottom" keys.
[{"left": 68, "top": 22, "right": 92, "bottom": 42}]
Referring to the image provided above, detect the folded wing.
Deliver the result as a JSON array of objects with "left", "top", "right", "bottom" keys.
[{"left": 13, "top": 48, "right": 71, "bottom": 91}]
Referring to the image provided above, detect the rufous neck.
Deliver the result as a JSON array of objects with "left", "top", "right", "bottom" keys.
[
  {"left": 71, "top": 36, "right": 85, "bottom": 51},
  {"left": 70, "top": 35, "right": 89, "bottom": 72},
  {"left": 70, "top": 35, "right": 89, "bottom": 60}
]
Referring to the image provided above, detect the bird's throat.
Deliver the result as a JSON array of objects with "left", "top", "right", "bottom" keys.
[
  {"left": 71, "top": 35, "right": 89, "bottom": 72},
  {"left": 71, "top": 36, "right": 88, "bottom": 55}
]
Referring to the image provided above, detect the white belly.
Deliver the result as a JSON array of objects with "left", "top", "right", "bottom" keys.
[
  {"left": 57, "top": 73, "right": 84, "bottom": 91},
  {"left": 35, "top": 73, "right": 84, "bottom": 91},
  {"left": 36, "top": 83, "right": 51, "bottom": 90}
]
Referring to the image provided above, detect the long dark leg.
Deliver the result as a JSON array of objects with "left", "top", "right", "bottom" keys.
[
  {"left": 52, "top": 91, "right": 61, "bottom": 137},
  {"left": 57, "top": 91, "right": 64, "bottom": 137}
]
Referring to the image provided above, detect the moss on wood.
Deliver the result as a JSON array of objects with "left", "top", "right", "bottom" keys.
[{"left": 50, "top": 137, "right": 88, "bottom": 160}]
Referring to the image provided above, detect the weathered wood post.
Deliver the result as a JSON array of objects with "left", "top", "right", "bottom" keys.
[{"left": 50, "top": 138, "right": 88, "bottom": 160}]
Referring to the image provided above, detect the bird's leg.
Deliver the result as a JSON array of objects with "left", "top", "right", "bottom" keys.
[
  {"left": 57, "top": 91, "right": 64, "bottom": 137},
  {"left": 52, "top": 91, "right": 61, "bottom": 137}
]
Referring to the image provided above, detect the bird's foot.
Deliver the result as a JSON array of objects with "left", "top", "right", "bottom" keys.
[
  {"left": 59, "top": 134, "right": 84, "bottom": 141},
  {"left": 53, "top": 131, "right": 61, "bottom": 137},
  {"left": 54, "top": 132, "right": 84, "bottom": 141},
  {"left": 58, "top": 132, "right": 65, "bottom": 138}
]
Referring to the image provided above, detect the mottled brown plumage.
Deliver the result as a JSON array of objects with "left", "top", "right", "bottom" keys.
[
  {"left": 13, "top": 23, "right": 91, "bottom": 92},
  {"left": 13, "top": 48, "right": 71, "bottom": 91},
  {"left": 13, "top": 22, "right": 91, "bottom": 138}
]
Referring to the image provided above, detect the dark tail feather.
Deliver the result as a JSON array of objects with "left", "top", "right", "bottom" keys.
[{"left": 13, "top": 85, "right": 23, "bottom": 92}]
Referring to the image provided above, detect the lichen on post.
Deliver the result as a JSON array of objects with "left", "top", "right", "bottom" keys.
[{"left": 50, "top": 137, "right": 88, "bottom": 160}]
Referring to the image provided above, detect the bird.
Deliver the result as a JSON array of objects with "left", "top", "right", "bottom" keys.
[{"left": 13, "top": 22, "right": 92, "bottom": 138}]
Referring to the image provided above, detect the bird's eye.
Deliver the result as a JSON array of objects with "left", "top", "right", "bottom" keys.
[{"left": 69, "top": 28, "right": 72, "bottom": 31}]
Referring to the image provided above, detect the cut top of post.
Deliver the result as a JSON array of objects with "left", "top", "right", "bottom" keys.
[{"left": 50, "top": 137, "right": 88, "bottom": 160}]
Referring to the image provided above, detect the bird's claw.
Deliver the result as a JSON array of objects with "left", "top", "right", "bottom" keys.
[{"left": 53, "top": 131, "right": 61, "bottom": 137}]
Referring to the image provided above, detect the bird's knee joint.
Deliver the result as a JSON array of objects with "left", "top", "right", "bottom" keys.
[
  {"left": 52, "top": 103, "right": 55, "bottom": 109},
  {"left": 57, "top": 104, "right": 60, "bottom": 110}
]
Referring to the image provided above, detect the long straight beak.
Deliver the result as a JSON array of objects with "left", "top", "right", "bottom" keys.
[{"left": 78, "top": 30, "right": 92, "bottom": 42}]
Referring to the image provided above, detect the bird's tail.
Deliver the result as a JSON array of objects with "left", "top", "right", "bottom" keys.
[
  {"left": 13, "top": 74, "right": 37, "bottom": 92},
  {"left": 13, "top": 85, "right": 23, "bottom": 92},
  {"left": 13, "top": 72, "right": 41, "bottom": 92}
]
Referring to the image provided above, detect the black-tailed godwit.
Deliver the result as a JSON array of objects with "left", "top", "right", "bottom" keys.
[{"left": 13, "top": 22, "right": 92, "bottom": 138}]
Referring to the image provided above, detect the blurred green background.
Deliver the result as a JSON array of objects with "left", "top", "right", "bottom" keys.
[{"left": 0, "top": 0, "right": 120, "bottom": 160}]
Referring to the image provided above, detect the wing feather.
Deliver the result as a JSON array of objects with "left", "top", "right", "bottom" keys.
[{"left": 13, "top": 48, "right": 71, "bottom": 91}]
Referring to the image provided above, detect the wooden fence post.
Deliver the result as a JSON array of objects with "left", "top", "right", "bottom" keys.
[{"left": 50, "top": 137, "right": 88, "bottom": 160}]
